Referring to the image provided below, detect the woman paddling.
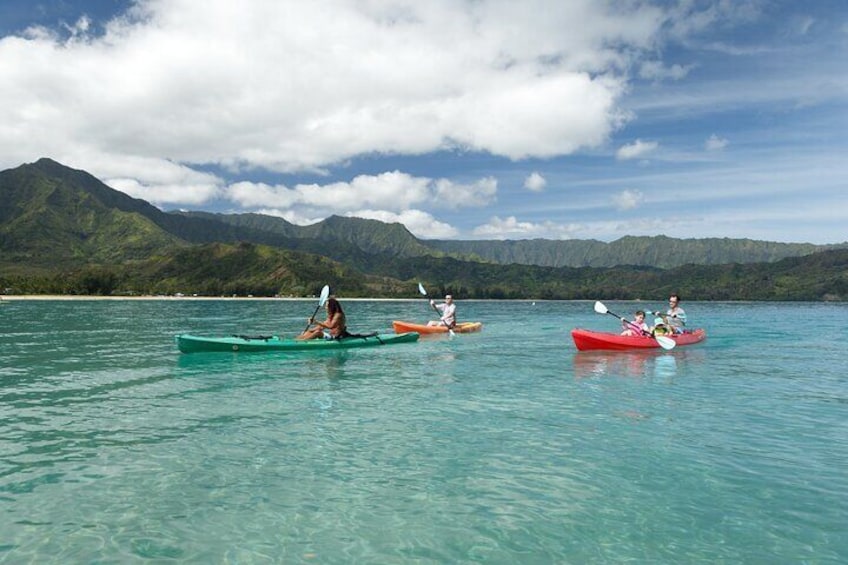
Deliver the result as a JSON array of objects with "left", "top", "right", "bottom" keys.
[{"left": 297, "top": 297, "right": 350, "bottom": 340}]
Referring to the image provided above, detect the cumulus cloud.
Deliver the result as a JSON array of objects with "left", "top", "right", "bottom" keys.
[
  {"left": 616, "top": 139, "right": 659, "bottom": 160},
  {"left": 226, "top": 171, "right": 432, "bottom": 212},
  {"left": 433, "top": 177, "right": 497, "bottom": 208},
  {"left": 612, "top": 189, "right": 645, "bottom": 210},
  {"left": 472, "top": 216, "right": 583, "bottom": 239},
  {"left": 109, "top": 177, "right": 221, "bottom": 206},
  {"left": 98, "top": 156, "right": 224, "bottom": 205},
  {"left": 0, "top": 0, "right": 672, "bottom": 182},
  {"left": 523, "top": 172, "right": 547, "bottom": 192},
  {"left": 223, "top": 172, "right": 493, "bottom": 234},
  {"left": 473, "top": 216, "right": 539, "bottom": 238},
  {"left": 705, "top": 134, "right": 729, "bottom": 151}
]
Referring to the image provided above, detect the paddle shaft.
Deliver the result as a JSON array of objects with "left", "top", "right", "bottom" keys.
[
  {"left": 303, "top": 303, "right": 323, "bottom": 333},
  {"left": 603, "top": 309, "right": 645, "bottom": 333},
  {"left": 303, "top": 285, "right": 331, "bottom": 333}
]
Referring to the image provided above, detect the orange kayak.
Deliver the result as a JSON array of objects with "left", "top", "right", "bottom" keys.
[{"left": 392, "top": 320, "right": 483, "bottom": 334}]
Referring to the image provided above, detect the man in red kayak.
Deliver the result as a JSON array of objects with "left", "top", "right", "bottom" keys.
[{"left": 653, "top": 294, "right": 687, "bottom": 334}]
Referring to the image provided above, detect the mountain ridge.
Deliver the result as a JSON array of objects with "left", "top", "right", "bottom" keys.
[
  {"left": 1, "top": 158, "right": 845, "bottom": 301},
  {"left": 4, "top": 158, "right": 842, "bottom": 270}
]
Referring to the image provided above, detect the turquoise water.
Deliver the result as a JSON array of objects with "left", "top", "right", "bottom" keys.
[{"left": 2, "top": 299, "right": 847, "bottom": 563}]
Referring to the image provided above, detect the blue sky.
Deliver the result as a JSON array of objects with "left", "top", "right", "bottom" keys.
[{"left": 1, "top": 0, "right": 846, "bottom": 243}]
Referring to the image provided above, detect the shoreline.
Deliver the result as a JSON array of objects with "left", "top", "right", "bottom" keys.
[
  {"left": 0, "top": 294, "right": 571, "bottom": 303},
  {"left": 0, "top": 295, "right": 440, "bottom": 302}
]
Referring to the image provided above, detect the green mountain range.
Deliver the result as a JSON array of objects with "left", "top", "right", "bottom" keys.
[
  {"left": 1, "top": 158, "right": 846, "bottom": 300},
  {"left": 427, "top": 235, "right": 838, "bottom": 269}
]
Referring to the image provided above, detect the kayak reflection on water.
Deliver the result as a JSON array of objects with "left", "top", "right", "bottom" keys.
[{"left": 572, "top": 350, "right": 678, "bottom": 380}]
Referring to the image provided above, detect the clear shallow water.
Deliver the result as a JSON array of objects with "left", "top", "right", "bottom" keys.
[{"left": 1, "top": 299, "right": 847, "bottom": 563}]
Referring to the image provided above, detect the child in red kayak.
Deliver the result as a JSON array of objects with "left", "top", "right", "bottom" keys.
[{"left": 621, "top": 310, "right": 650, "bottom": 336}]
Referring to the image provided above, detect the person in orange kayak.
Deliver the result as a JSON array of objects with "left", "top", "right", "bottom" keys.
[
  {"left": 427, "top": 294, "right": 456, "bottom": 328},
  {"left": 298, "top": 297, "right": 350, "bottom": 340}
]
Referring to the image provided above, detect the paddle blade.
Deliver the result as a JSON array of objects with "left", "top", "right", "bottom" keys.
[
  {"left": 318, "top": 284, "right": 330, "bottom": 306},
  {"left": 656, "top": 335, "right": 676, "bottom": 350},
  {"left": 417, "top": 282, "right": 427, "bottom": 296},
  {"left": 593, "top": 301, "right": 608, "bottom": 314}
]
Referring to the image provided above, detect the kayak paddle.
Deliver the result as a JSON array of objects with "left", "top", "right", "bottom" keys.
[
  {"left": 418, "top": 282, "right": 455, "bottom": 337},
  {"left": 304, "top": 284, "right": 331, "bottom": 333},
  {"left": 593, "top": 301, "right": 676, "bottom": 350}
]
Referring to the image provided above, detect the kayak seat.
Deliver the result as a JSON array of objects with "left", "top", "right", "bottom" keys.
[{"left": 232, "top": 334, "right": 274, "bottom": 341}]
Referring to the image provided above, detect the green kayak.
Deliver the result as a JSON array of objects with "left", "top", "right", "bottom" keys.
[{"left": 176, "top": 332, "right": 419, "bottom": 353}]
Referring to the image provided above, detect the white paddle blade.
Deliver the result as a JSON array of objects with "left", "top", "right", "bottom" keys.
[
  {"left": 418, "top": 282, "right": 427, "bottom": 296},
  {"left": 318, "top": 285, "right": 330, "bottom": 306},
  {"left": 656, "top": 335, "right": 676, "bottom": 350},
  {"left": 593, "top": 301, "right": 608, "bottom": 314}
]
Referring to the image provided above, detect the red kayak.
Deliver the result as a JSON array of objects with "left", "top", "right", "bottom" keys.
[{"left": 571, "top": 328, "right": 706, "bottom": 351}]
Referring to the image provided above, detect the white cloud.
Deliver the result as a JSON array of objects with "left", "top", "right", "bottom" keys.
[
  {"left": 473, "top": 216, "right": 539, "bottom": 238},
  {"left": 433, "top": 177, "right": 497, "bottom": 208},
  {"left": 616, "top": 139, "right": 659, "bottom": 160},
  {"left": 705, "top": 134, "right": 729, "bottom": 151},
  {"left": 224, "top": 172, "right": 495, "bottom": 228},
  {"left": 226, "top": 171, "right": 432, "bottom": 213},
  {"left": 108, "top": 177, "right": 220, "bottom": 206},
  {"left": 472, "top": 216, "right": 583, "bottom": 239},
  {"left": 639, "top": 60, "right": 694, "bottom": 81},
  {"left": 0, "top": 0, "right": 673, "bottom": 186},
  {"left": 612, "top": 189, "right": 645, "bottom": 211},
  {"left": 96, "top": 156, "right": 223, "bottom": 206},
  {"left": 523, "top": 172, "right": 547, "bottom": 192}
]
